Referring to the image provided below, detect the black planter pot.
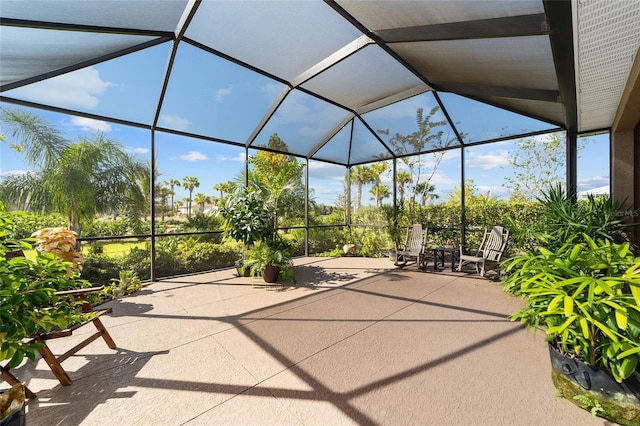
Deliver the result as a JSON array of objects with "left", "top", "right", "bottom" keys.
[
  {"left": 262, "top": 265, "right": 280, "bottom": 283},
  {"left": 236, "top": 267, "right": 251, "bottom": 277},
  {"left": 548, "top": 343, "right": 640, "bottom": 425}
]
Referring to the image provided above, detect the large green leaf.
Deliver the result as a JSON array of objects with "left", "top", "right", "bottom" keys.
[
  {"left": 617, "top": 345, "right": 640, "bottom": 359},
  {"left": 546, "top": 315, "right": 577, "bottom": 335},
  {"left": 563, "top": 296, "right": 574, "bottom": 317}
]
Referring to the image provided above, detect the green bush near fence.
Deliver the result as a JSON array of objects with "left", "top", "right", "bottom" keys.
[{"left": 7, "top": 200, "right": 546, "bottom": 284}]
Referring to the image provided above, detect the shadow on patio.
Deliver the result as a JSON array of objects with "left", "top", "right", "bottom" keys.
[{"left": 12, "top": 257, "right": 605, "bottom": 425}]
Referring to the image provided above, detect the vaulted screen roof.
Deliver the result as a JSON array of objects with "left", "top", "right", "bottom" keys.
[{"left": 1, "top": 0, "right": 639, "bottom": 166}]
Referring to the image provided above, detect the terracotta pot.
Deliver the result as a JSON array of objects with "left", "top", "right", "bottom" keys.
[{"left": 262, "top": 265, "right": 280, "bottom": 283}]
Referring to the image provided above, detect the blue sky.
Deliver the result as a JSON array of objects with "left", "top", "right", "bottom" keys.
[{"left": 0, "top": 40, "right": 610, "bottom": 207}]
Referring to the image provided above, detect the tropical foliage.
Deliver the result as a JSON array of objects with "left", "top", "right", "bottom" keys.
[
  {"left": 246, "top": 235, "right": 296, "bottom": 283},
  {"left": 0, "top": 107, "right": 147, "bottom": 237},
  {"left": 217, "top": 187, "right": 273, "bottom": 247},
  {"left": 504, "top": 236, "right": 640, "bottom": 382},
  {"left": 246, "top": 133, "right": 306, "bottom": 228},
  {"left": 0, "top": 204, "right": 94, "bottom": 368},
  {"left": 502, "top": 185, "right": 640, "bottom": 383}
]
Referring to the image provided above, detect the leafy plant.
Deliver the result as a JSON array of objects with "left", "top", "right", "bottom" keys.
[
  {"left": 106, "top": 270, "right": 142, "bottom": 299},
  {"left": 534, "top": 184, "right": 629, "bottom": 250},
  {"left": 217, "top": 187, "right": 274, "bottom": 247},
  {"left": 503, "top": 235, "right": 640, "bottom": 382},
  {"left": 381, "top": 203, "right": 405, "bottom": 250},
  {"left": 0, "top": 203, "right": 94, "bottom": 368},
  {"left": 245, "top": 234, "right": 295, "bottom": 283},
  {"left": 31, "top": 227, "right": 84, "bottom": 272}
]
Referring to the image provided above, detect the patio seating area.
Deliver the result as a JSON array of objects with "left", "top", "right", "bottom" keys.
[{"left": 13, "top": 257, "right": 602, "bottom": 425}]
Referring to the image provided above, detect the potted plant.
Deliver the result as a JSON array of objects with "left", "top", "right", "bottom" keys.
[
  {"left": 217, "top": 187, "right": 274, "bottom": 276},
  {"left": 501, "top": 185, "right": 639, "bottom": 424},
  {"left": 246, "top": 234, "right": 295, "bottom": 284}
]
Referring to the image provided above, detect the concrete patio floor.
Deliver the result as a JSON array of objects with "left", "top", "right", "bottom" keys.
[{"left": 8, "top": 257, "right": 608, "bottom": 425}]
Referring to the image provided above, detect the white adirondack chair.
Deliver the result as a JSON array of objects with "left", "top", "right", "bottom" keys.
[
  {"left": 395, "top": 224, "right": 428, "bottom": 270},
  {"left": 458, "top": 226, "right": 509, "bottom": 276}
]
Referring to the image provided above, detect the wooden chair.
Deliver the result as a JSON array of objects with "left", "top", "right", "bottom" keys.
[
  {"left": 458, "top": 226, "right": 509, "bottom": 277},
  {"left": 1, "top": 251, "right": 116, "bottom": 398},
  {"left": 395, "top": 224, "right": 429, "bottom": 270}
]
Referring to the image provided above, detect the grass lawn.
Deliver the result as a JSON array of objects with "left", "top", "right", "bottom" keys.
[
  {"left": 19, "top": 241, "right": 146, "bottom": 260},
  {"left": 82, "top": 241, "right": 148, "bottom": 258}
]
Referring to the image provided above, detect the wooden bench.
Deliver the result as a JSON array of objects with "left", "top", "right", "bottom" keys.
[{"left": 1, "top": 286, "right": 116, "bottom": 399}]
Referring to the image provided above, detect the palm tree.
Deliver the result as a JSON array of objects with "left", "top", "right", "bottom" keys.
[
  {"left": 182, "top": 176, "right": 200, "bottom": 216},
  {"left": 180, "top": 197, "right": 190, "bottom": 215},
  {"left": 155, "top": 184, "right": 172, "bottom": 221},
  {"left": 0, "top": 108, "right": 147, "bottom": 237},
  {"left": 350, "top": 165, "right": 375, "bottom": 211},
  {"left": 396, "top": 171, "right": 412, "bottom": 202},
  {"left": 414, "top": 182, "right": 438, "bottom": 206},
  {"left": 164, "top": 178, "right": 181, "bottom": 215},
  {"left": 174, "top": 200, "right": 184, "bottom": 215},
  {"left": 193, "top": 193, "right": 210, "bottom": 213},
  {"left": 369, "top": 162, "right": 388, "bottom": 207},
  {"left": 370, "top": 184, "right": 391, "bottom": 206},
  {"left": 213, "top": 181, "right": 236, "bottom": 199},
  {"left": 240, "top": 134, "right": 306, "bottom": 229}
]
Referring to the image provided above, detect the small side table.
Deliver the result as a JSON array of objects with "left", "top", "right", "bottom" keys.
[{"left": 432, "top": 247, "right": 459, "bottom": 272}]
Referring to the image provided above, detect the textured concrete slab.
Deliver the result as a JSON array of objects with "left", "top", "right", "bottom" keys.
[{"left": 6, "top": 257, "right": 603, "bottom": 425}]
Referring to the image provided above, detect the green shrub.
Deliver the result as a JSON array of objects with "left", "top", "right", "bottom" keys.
[
  {"left": 84, "top": 217, "right": 131, "bottom": 237},
  {"left": 180, "top": 241, "right": 240, "bottom": 273},
  {"left": 81, "top": 252, "right": 122, "bottom": 286},
  {"left": 316, "top": 246, "right": 344, "bottom": 257},
  {"left": 185, "top": 213, "right": 222, "bottom": 233},
  {"left": 308, "top": 226, "right": 344, "bottom": 254},
  {"left": 357, "top": 227, "right": 387, "bottom": 257},
  {"left": 121, "top": 247, "right": 152, "bottom": 280},
  {"left": 6, "top": 212, "right": 66, "bottom": 239}
]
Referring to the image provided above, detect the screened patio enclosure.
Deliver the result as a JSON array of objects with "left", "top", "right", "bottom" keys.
[{"left": 1, "top": 1, "right": 640, "bottom": 277}]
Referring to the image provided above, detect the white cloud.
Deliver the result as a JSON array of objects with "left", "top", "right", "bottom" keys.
[
  {"left": 70, "top": 116, "right": 112, "bottom": 132},
  {"left": 215, "top": 85, "right": 233, "bottom": 102},
  {"left": 270, "top": 94, "right": 345, "bottom": 130},
  {"left": 308, "top": 162, "right": 346, "bottom": 180},
  {"left": 466, "top": 150, "right": 510, "bottom": 170},
  {"left": 180, "top": 151, "right": 207, "bottom": 161},
  {"left": 311, "top": 184, "right": 341, "bottom": 195},
  {"left": 261, "top": 82, "right": 286, "bottom": 98},
  {"left": 12, "top": 67, "right": 112, "bottom": 109},
  {"left": 215, "top": 152, "right": 245, "bottom": 162},
  {"left": 429, "top": 172, "right": 456, "bottom": 186},
  {"left": 159, "top": 114, "right": 191, "bottom": 131},
  {"left": 475, "top": 184, "right": 509, "bottom": 199},
  {"left": 577, "top": 175, "right": 609, "bottom": 190},
  {"left": 127, "top": 147, "right": 149, "bottom": 155},
  {"left": 530, "top": 133, "right": 560, "bottom": 144}
]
